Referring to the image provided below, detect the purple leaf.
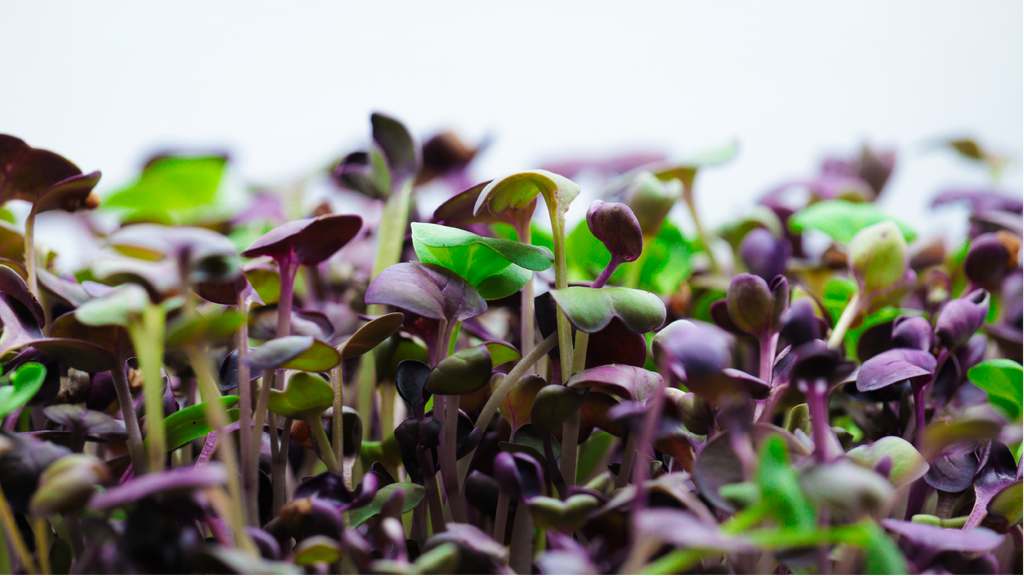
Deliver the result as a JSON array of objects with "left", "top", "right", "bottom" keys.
[
  {"left": 635, "top": 508, "right": 754, "bottom": 551},
  {"left": 891, "top": 316, "right": 934, "bottom": 352},
  {"left": 740, "top": 227, "right": 791, "bottom": 282},
  {"left": 881, "top": 518, "right": 1003, "bottom": 566},
  {"left": 586, "top": 200, "right": 643, "bottom": 263},
  {"left": 294, "top": 471, "right": 379, "bottom": 511},
  {"left": 89, "top": 463, "right": 227, "bottom": 511},
  {"left": 364, "top": 262, "right": 486, "bottom": 324},
  {"left": 935, "top": 289, "right": 990, "bottom": 350},
  {"left": 857, "top": 348, "right": 937, "bottom": 392},
  {"left": 567, "top": 364, "right": 663, "bottom": 405},
  {"left": 242, "top": 214, "right": 363, "bottom": 266},
  {"left": 931, "top": 188, "right": 1023, "bottom": 214}
]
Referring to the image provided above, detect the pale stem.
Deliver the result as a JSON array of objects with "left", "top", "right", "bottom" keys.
[
  {"left": 615, "top": 431, "right": 639, "bottom": 489},
  {"left": 561, "top": 330, "right": 590, "bottom": 486},
  {"left": 827, "top": 292, "right": 861, "bottom": 349},
  {"left": 110, "top": 361, "right": 147, "bottom": 474},
  {"left": 24, "top": 210, "right": 38, "bottom": 298},
  {"left": 32, "top": 519, "right": 49, "bottom": 575},
  {"left": 493, "top": 490, "right": 511, "bottom": 544},
  {"left": 235, "top": 297, "right": 256, "bottom": 526},
  {"left": 508, "top": 500, "right": 534, "bottom": 575},
  {"left": 682, "top": 183, "right": 721, "bottom": 274},
  {"left": 129, "top": 304, "right": 167, "bottom": 474},
  {"left": 308, "top": 414, "right": 341, "bottom": 474},
  {"left": 331, "top": 363, "right": 344, "bottom": 470},
  {"left": 515, "top": 211, "right": 535, "bottom": 354},
  {"left": 0, "top": 483, "right": 37, "bottom": 575}
]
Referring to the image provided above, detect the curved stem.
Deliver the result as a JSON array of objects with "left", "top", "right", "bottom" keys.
[
  {"left": 185, "top": 346, "right": 258, "bottom": 556},
  {"left": 110, "top": 361, "right": 147, "bottom": 474},
  {"left": 0, "top": 483, "right": 37, "bottom": 575},
  {"left": 128, "top": 304, "right": 167, "bottom": 474},
  {"left": 515, "top": 214, "right": 535, "bottom": 355},
  {"left": 308, "top": 415, "right": 341, "bottom": 474},
  {"left": 32, "top": 519, "right": 48, "bottom": 575},
  {"left": 592, "top": 256, "right": 622, "bottom": 289},
  {"left": 615, "top": 431, "right": 638, "bottom": 489},
  {"left": 24, "top": 210, "right": 38, "bottom": 298},
  {"left": 827, "top": 292, "right": 861, "bottom": 349},
  {"left": 682, "top": 184, "right": 720, "bottom": 274},
  {"left": 459, "top": 333, "right": 558, "bottom": 485},
  {"left": 236, "top": 298, "right": 256, "bottom": 526}
]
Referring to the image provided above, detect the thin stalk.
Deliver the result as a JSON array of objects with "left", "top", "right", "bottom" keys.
[
  {"left": 592, "top": 256, "right": 622, "bottom": 289},
  {"left": 806, "top": 378, "right": 832, "bottom": 463},
  {"left": 380, "top": 384, "right": 396, "bottom": 453},
  {"left": 250, "top": 370, "right": 275, "bottom": 473},
  {"left": 615, "top": 431, "right": 639, "bottom": 489},
  {"left": 913, "top": 385, "right": 928, "bottom": 450},
  {"left": 753, "top": 333, "right": 778, "bottom": 421},
  {"left": 331, "top": 363, "right": 344, "bottom": 469},
  {"left": 417, "top": 449, "right": 446, "bottom": 535},
  {"left": 274, "top": 419, "right": 292, "bottom": 513},
  {"left": 128, "top": 304, "right": 167, "bottom": 474},
  {"left": 508, "top": 500, "right": 534, "bottom": 575},
  {"left": 0, "top": 520, "right": 9, "bottom": 575},
  {"left": 459, "top": 333, "right": 558, "bottom": 484},
  {"left": 441, "top": 394, "right": 468, "bottom": 523},
  {"left": 32, "top": 519, "right": 49, "bottom": 575},
  {"left": 827, "top": 292, "right": 861, "bottom": 349},
  {"left": 493, "top": 490, "right": 511, "bottom": 544},
  {"left": 682, "top": 184, "right": 721, "bottom": 274},
  {"left": 0, "top": 483, "right": 37, "bottom": 575},
  {"left": 516, "top": 215, "right": 535, "bottom": 355},
  {"left": 109, "top": 362, "right": 147, "bottom": 474},
  {"left": 24, "top": 211, "right": 38, "bottom": 298},
  {"left": 561, "top": 330, "right": 590, "bottom": 486},
  {"left": 236, "top": 297, "right": 256, "bottom": 526},
  {"left": 185, "top": 346, "right": 259, "bottom": 556},
  {"left": 308, "top": 415, "right": 341, "bottom": 474}
]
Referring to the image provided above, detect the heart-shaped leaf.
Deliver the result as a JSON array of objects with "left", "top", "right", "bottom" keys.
[
  {"left": 364, "top": 262, "right": 487, "bottom": 324},
  {"left": 0, "top": 362, "right": 46, "bottom": 418},
  {"left": 339, "top": 313, "right": 404, "bottom": 360},
  {"left": 968, "top": 359, "right": 1023, "bottom": 421},
  {"left": 498, "top": 374, "right": 546, "bottom": 431},
  {"left": 530, "top": 384, "right": 586, "bottom": 434},
  {"left": 0, "top": 264, "right": 44, "bottom": 327},
  {"left": 371, "top": 112, "right": 419, "bottom": 183},
  {"left": 268, "top": 373, "right": 335, "bottom": 420},
  {"left": 156, "top": 397, "right": 240, "bottom": 452},
  {"left": 567, "top": 364, "right": 663, "bottom": 405},
  {"left": 26, "top": 338, "right": 119, "bottom": 373},
  {"left": 549, "top": 286, "right": 666, "bottom": 334},
  {"left": 244, "top": 336, "right": 340, "bottom": 372},
  {"left": 412, "top": 222, "right": 554, "bottom": 300},
  {"left": 789, "top": 200, "right": 917, "bottom": 244},
  {"left": 847, "top": 436, "right": 929, "bottom": 489},
  {"left": 242, "top": 214, "right": 363, "bottom": 266},
  {"left": 529, "top": 494, "right": 601, "bottom": 532},
  {"left": 425, "top": 346, "right": 492, "bottom": 395},
  {"left": 348, "top": 482, "right": 426, "bottom": 527}
]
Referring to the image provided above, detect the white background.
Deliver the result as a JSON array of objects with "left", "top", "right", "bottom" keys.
[{"left": 2, "top": 1, "right": 1021, "bottom": 269}]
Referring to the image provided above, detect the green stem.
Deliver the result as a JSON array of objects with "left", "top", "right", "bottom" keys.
[
  {"left": 331, "top": 363, "right": 344, "bottom": 472},
  {"left": 682, "top": 184, "right": 721, "bottom": 274},
  {"left": 32, "top": 518, "right": 48, "bottom": 575},
  {"left": 185, "top": 346, "right": 258, "bottom": 556},
  {"left": 250, "top": 369, "right": 275, "bottom": 476},
  {"left": 561, "top": 330, "right": 590, "bottom": 486},
  {"left": 459, "top": 333, "right": 559, "bottom": 485},
  {"left": 308, "top": 415, "right": 341, "bottom": 474},
  {"left": 24, "top": 210, "right": 38, "bottom": 298},
  {"left": 827, "top": 291, "right": 861, "bottom": 349},
  {"left": 0, "top": 483, "right": 37, "bottom": 575},
  {"left": 110, "top": 361, "right": 147, "bottom": 474},
  {"left": 515, "top": 212, "right": 536, "bottom": 355},
  {"left": 128, "top": 304, "right": 167, "bottom": 474}
]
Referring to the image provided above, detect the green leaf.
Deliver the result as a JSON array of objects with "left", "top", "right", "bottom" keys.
[
  {"left": 292, "top": 536, "right": 341, "bottom": 566},
  {"left": 789, "top": 200, "right": 917, "bottom": 244},
  {"left": 165, "top": 310, "right": 246, "bottom": 348},
  {"left": 155, "top": 398, "right": 240, "bottom": 452},
  {"left": 549, "top": 286, "right": 666, "bottom": 334},
  {"left": 412, "top": 223, "right": 553, "bottom": 300},
  {"left": 268, "top": 373, "right": 335, "bottom": 420},
  {"left": 755, "top": 435, "right": 816, "bottom": 530},
  {"left": 339, "top": 313, "right": 404, "bottom": 360},
  {"left": 477, "top": 170, "right": 580, "bottom": 221},
  {"left": 348, "top": 482, "right": 426, "bottom": 527},
  {"left": 987, "top": 481, "right": 1022, "bottom": 527},
  {"left": 483, "top": 341, "right": 520, "bottom": 366},
  {"left": 425, "top": 345, "right": 492, "bottom": 395},
  {"left": 968, "top": 359, "right": 1023, "bottom": 421},
  {"left": 74, "top": 284, "right": 150, "bottom": 327},
  {"left": 576, "top": 430, "right": 616, "bottom": 484},
  {"left": 104, "top": 156, "right": 227, "bottom": 218},
  {"left": 0, "top": 362, "right": 46, "bottom": 418}
]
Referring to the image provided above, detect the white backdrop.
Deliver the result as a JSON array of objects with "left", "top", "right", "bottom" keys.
[{"left": 2, "top": 1, "right": 1021, "bottom": 269}]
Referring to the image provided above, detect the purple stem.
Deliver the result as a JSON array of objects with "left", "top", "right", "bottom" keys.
[
  {"left": 236, "top": 294, "right": 255, "bottom": 526},
  {"left": 806, "top": 378, "right": 832, "bottom": 463},
  {"left": 753, "top": 333, "right": 778, "bottom": 421},
  {"left": 591, "top": 256, "right": 623, "bottom": 289}
]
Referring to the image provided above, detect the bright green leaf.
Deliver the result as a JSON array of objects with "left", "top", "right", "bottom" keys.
[
  {"left": 156, "top": 398, "right": 240, "bottom": 452},
  {"left": 968, "top": 359, "right": 1023, "bottom": 421},
  {"left": 549, "top": 286, "right": 666, "bottom": 334},
  {"left": 348, "top": 482, "right": 426, "bottom": 527},
  {"left": 0, "top": 363, "right": 46, "bottom": 418},
  {"left": 104, "top": 156, "right": 227, "bottom": 218},
  {"left": 789, "top": 200, "right": 916, "bottom": 244}
]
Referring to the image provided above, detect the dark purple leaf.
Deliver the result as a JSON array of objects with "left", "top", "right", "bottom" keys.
[
  {"left": 931, "top": 188, "right": 1023, "bottom": 214},
  {"left": 567, "top": 364, "right": 663, "bottom": 405},
  {"left": 881, "top": 518, "right": 1003, "bottom": 564},
  {"left": 635, "top": 508, "right": 753, "bottom": 551},
  {"left": 726, "top": 273, "right": 773, "bottom": 335},
  {"left": 857, "top": 348, "right": 937, "bottom": 392},
  {"left": 43, "top": 404, "right": 125, "bottom": 437},
  {"left": 0, "top": 433, "right": 71, "bottom": 513},
  {"left": 424, "top": 523, "right": 508, "bottom": 567},
  {"left": 242, "top": 214, "right": 363, "bottom": 266},
  {"left": 924, "top": 441, "right": 980, "bottom": 493},
  {"left": 294, "top": 471, "right": 379, "bottom": 511},
  {"left": 935, "top": 289, "right": 990, "bottom": 350},
  {"left": 395, "top": 360, "right": 431, "bottom": 409},
  {"left": 493, "top": 451, "right": 546, "bottom": 501},
  {"left": 964, "top": 232, "right": 1019, "bottom": 288},
  {"left": 89, "top": 463, "right": 227, "bottom": 511},
  {"left": 780, "top": 299, "right": 823, "bottom": 349},
  {"left": 584, "top": 316, "right": 647, "bottom": 368},
  {"left": 891, "top": 316, "right": 934, "bottom": 352},
  {"left": 364, "top": 262, "right": 487, "bottom": 324}
]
